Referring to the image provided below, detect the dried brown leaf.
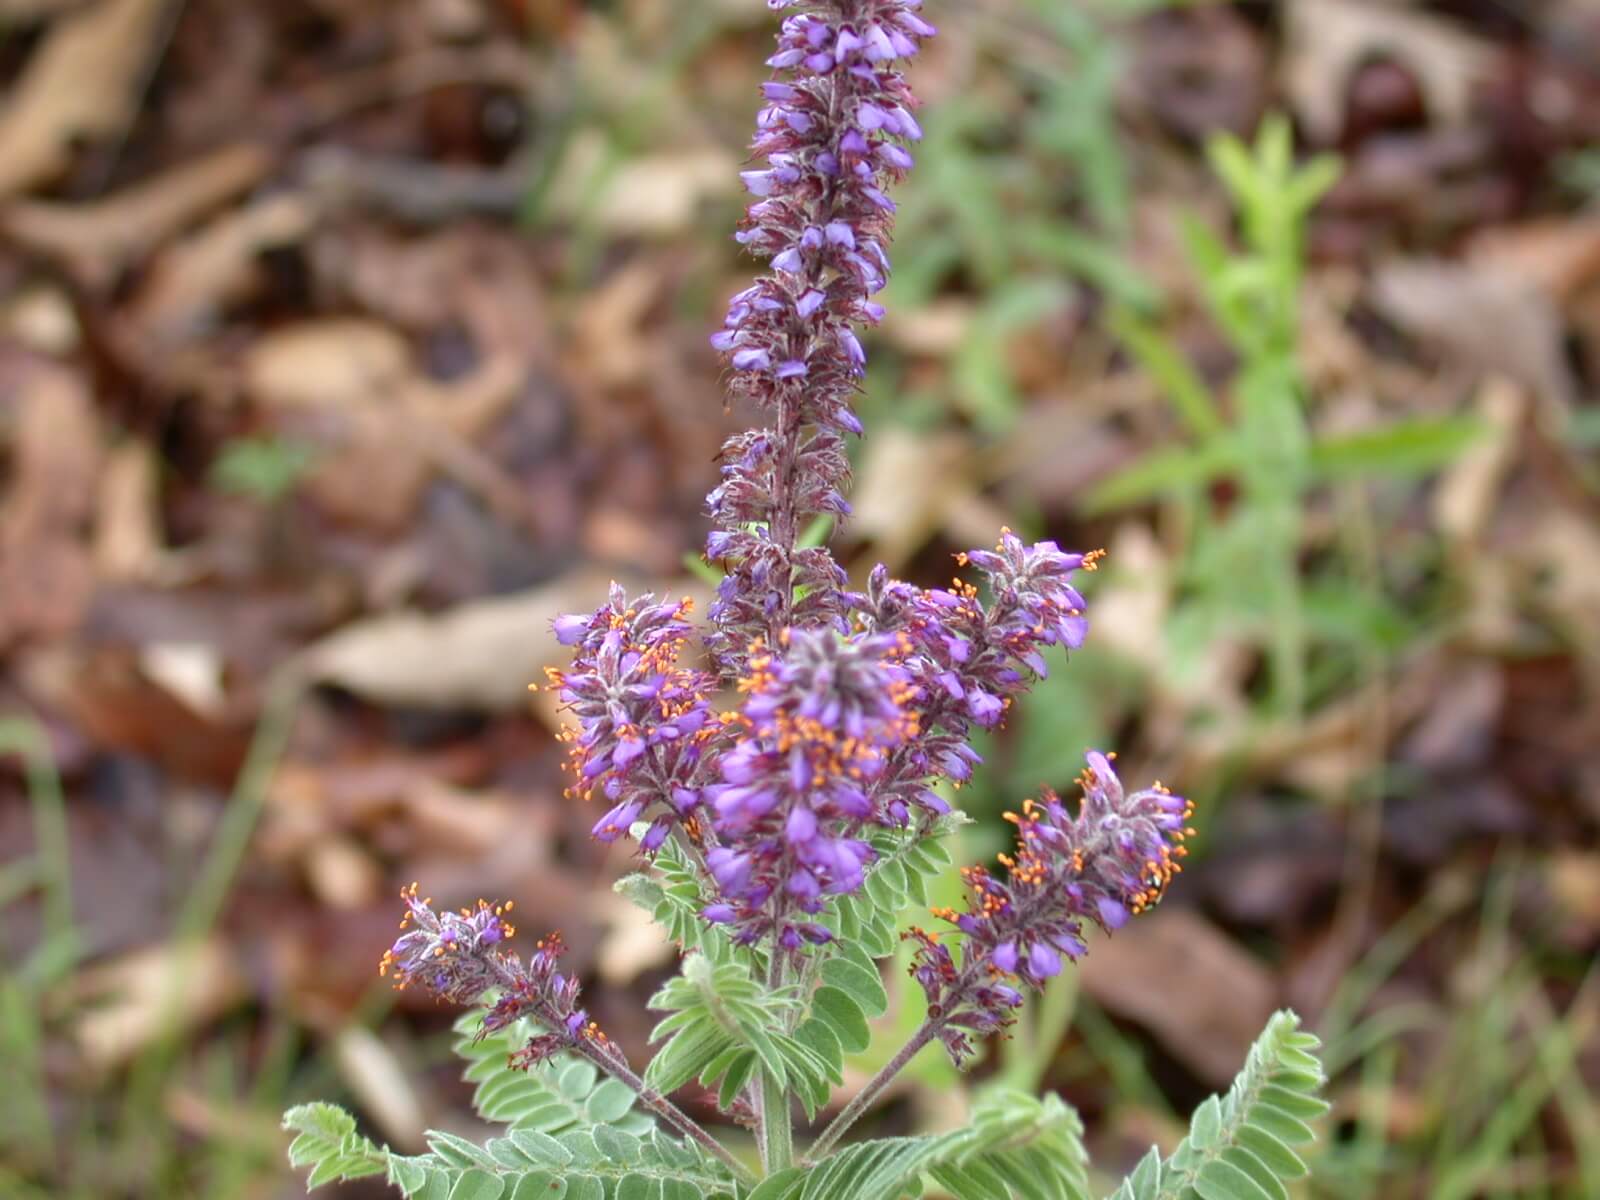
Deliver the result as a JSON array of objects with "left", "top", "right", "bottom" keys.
[
  {"left": 1079, "top": 908, "right": 1277, "bottom": 1087},
  {"left": 0, "top": 144, "right": 273, "bottom": 280},
  {"left": 1431, "top": 376, "right": 1526, "bottom": 546},
  {"left": 73, "top": 937, "right": 246, "bottom": 1070},
  {"left": 130, "top": 192, "right": 319, "bottom": 348},
  {"left": 0, "top": 0, "right": 170, "bottom": 198},
  {"left": 1284, "top": 0, "right": 1491, "bottom": 143},
  {"left": 0, "top": 360, "right": 101, "bottom": 645},
  {"left": 93, "top": 439, "right": 164, "bottom": 581},
  {"left": 1371, "top": 259, "right": 1577, "bottom": 411},
  {"left": 296, "top": 571, "right": 623, "bottom": 711},
  {"left": 332, "top": 1027, "right": 427, "bottom": 1152},
  {"left": 1469, "top": 216, "right": 1600, "bottom": 306}
]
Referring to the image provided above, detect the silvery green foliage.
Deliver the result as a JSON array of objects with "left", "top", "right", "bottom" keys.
[{"left": 283, "top": 1012, "right": 1325, "bottom": 1198}]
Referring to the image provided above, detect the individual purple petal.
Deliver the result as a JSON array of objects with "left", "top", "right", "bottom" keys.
[{"left": 552, "top": 613, "right": 591, "bottom": 645}]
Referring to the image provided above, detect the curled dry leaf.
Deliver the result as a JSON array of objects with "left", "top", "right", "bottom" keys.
[
  {"left": 130, "top": 192, "right": 320, "bottom": 349},
  {"left": 93, "top": 439, "right": 164, "bottom": 582},
  {"left": 23, "top": 642, "right": 253, "bottom": 784},
  {"left": 244, "top": 315, "right": 533, "bottom": 531},
  {"left": 1432, "top": 376, "right": 1526, "bottom": 546},
  {"left": 0, "top": 0, "right": 170, "bottom": 198},
  {"left": 1284, "top": 0, "right": 1492, "bottom": 143},
  {"left": 137, "top": 640, "right": 227, "bottom": 720}
]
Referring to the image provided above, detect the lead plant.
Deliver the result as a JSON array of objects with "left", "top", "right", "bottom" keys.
[{"left": 284, "top": 2, "right": 1329, "bottom": 1197}]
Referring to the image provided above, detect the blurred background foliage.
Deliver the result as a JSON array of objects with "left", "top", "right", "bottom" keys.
[{"left": 0, "top": 0, "right": 1597, "bottom": 1196}]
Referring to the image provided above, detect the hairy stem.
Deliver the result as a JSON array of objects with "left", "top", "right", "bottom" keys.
[
  {"left": 759, "top": 1069, "right": 795, "bottom": 1176},
  {"left": 807, "top": 1017, "right": 939, "bottom": 1161},
  {"left": 572, "top": 1039, "right": 756, "bottom": 1185},
  {"left": 757, "top": 952, "right": 796, "bottom": 1174}
]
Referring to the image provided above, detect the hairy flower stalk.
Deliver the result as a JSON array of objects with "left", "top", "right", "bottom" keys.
[
  {"left": 380, "top": 886, "right": 754, "bottom": 1183},
  {"left": 705, "top": 0, "right": 936, "bottom": 676}
]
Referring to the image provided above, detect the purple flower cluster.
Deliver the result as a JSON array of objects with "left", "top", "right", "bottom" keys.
[
  {"left": 854, "top": 531, "right": 1104, "bottom": 820},
  {"left": 701, "top": 628, "right": 918, "bottom": 947},
  {"left": 548, "top": 586, "right": 720, "bottom": 853},
  {"left": 706, "top": 0, "right": 936, "bottom": 674},
  {"left": 906, "top": 753, "right": 1195, "bottom": 1064},
  {"left": 381, "top": 886, "right": 619, "bottom": 1071}
]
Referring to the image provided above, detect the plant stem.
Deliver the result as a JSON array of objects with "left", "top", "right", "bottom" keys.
[
  {"left": 759, "top": 1069, "right": 795, "bottom": 1175},
  {"left": 576, "top": 1041, "right": 756, "bottom": 1185},
  {"left": 808, "top": 1018, "right": 939, "bottom": 1162},
  {"left": 757, "top": 951, "right": 795, "bottom": 1174}
]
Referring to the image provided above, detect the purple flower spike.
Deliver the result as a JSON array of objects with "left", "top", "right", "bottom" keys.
[
  {"left": 547, "top": 586, "right": 717, "bottom": 855},
  {"left": 380, "top": 887, "right": 622, "bottom": 1073},
  {"left": 705, "top": 0, "right": 936, "bottom": 677},
  {"left": 699, "top": 628, "right": 919, "bottom": 948},
  {"left": 906, "top": 755, "right": 1195, "bottom": 1065}
]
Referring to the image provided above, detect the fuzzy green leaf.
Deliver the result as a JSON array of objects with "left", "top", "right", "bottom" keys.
[
  {"left": 1105, "top": 1010, "right": 1326, "bottom": 1200},
  {"left": 801, "top": 1089, "right": 1087, "bottom": 1200}
]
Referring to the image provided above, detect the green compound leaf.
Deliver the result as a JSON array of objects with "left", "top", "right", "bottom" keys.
[
  {"left": 810, "top": 986, "right": 870, "bottom": 1055},
  {"left": 372, "top": 1124, "right": 737, "bottom": 1200},
  {"left": 800, "top": 1088, "right": 1089, "bottom": 1200},
  {"left": 822, "top": 817, "right": 963, "bottom": 959},
  {"left": 283, "top": 1102, "right": 389, "bottom": 1188},
  {"left": 1105, "top": 1010, "right": 1327, "bottom": 1200},
  {"left": 285, "top": 1017, "right": 739, "bottom": 1199},
  {"left": 615, "top": 836, "right": 756, "bottom": 972},
  {"left": 644, "top": 954, "right": 834, "bottom": 1120},
  {"left": 453, "top": 1010, "right": 656, "bottom": 1138}
]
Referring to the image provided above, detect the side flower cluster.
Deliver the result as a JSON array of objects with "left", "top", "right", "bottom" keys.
[
  {"left": 380, "top": 885, "right": 619, "bottom": 1071},
  {"left": 548, "top": 586, "right": 719, "bottom": 852},
  {"left": 906, "top": 753, "right": 1195, "bottom": 1065},
  {"left": 855, "top": 531, "right": 1103, "bottom": 819},
  {"left": 706, "top": 0, "right": 937, "bottom": 673},
  {"left": 702, "top": 628, "right": 919, "bottom": 948}
]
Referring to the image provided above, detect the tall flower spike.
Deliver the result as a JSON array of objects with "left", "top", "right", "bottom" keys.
[
  {"left": 547, "top": 586, "right": 720, "bottom": 852},
  {"left": 380, "top": 886, "right": 621, "bottom": 1071},
  {"left": 701, "top": 628, "right": 919, "bottom": 949},
  {"left": 906, "top": 753, "right": 1194, "bottom": 1065},
  {"left": 706, "top": 0, "right": 936, "bottom": 675}
]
